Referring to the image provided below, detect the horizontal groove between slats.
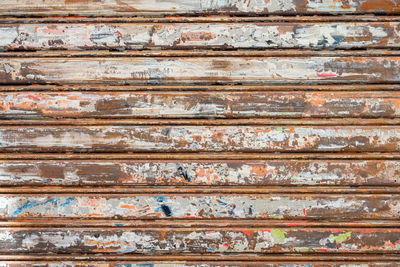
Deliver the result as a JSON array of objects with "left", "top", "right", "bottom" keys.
[
  {"left": 2, "top": 50, "right": 400, "bottom": 57},
  {"left": 2, "top": 254, "right": 400, "bottom": 260},
  {"left": 1, "top": 119, "right": 400, "bottom": 126},
  {"left": 0, "top": 153, "right": 399, "bottom": 160},
  {"left": 1, "top": 16, "right": 400, "bottom": 23},
  {"left": 1, "top": 84, "right": 399, "bottom": 91},
  {"left": 0, "top": 261, "right": 399, "bottom": 267},
  {"left": 1, "top": 84, "right": 399, "bottom": 92}
]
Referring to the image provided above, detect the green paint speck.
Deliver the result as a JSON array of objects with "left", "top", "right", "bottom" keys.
[
  {"left": 329, "top": 231, "right": 352, "bottom": 243},
  {"left": 295, "top": 247, "right": 310, "bottom": 252},
  {"left": 271, "top": 229, "right": 285, "bottom": 243}
]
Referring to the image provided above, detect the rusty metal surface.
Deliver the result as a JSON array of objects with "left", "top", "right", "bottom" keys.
[
  {"left": 1, "top": 1, "right": 400, "bottom": 265},
  {"left": 1, "top": 22, "right": 400, "bottom": 51},
  {"left": 1, "top": 159, "right": 399, "bottom": 186},
  {"left": 1, "top": 194, "right": 399, "bottom": 220},
  {"left": 0, "top": 125, "right": 399, "bottom": 152},
  {"left": 1, "top": 228, "right": 400, "bottom": 254},
  {"left": 1, "top": 91, "right": 400, "bottom": 119},
  {"left": 2, "top": 57, "right": 400, "bottom": 85}
]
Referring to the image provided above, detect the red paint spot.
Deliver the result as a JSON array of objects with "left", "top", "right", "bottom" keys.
[
  {"left": 49, "top": 178, "right": 53, "bottom": 182},
  {"left": 359, "top": 230, "right": 375, "bottom": 234},
  {"left": 317, "top": 73, "right": 337, "bottom": 78},
  {"left": 315, "top": 248, "right": 328, "bottom": 252},
  {"left": 27, "top": 95, "right": 40, "bottom": 101},
  {"left": 223, "top": 243, "right": 229, "bottom": 247},
  {"left": 237, "top": 229, "right": 252, "bottom": 237},
  {"left": 286, "top": 222, "right": 309, "bottom": 227},
  {"left": 34, "top": 26, "right": 38, "bottom": 33},
  {"left": 303, "top": 209, "right": 307, "bottom": 216}
]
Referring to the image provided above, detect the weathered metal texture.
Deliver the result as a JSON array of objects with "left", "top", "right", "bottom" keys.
[
  {"left": 2, "top": 194, "right": 399, "bottom": 220},
  {"left": 1, "top": 160, "right": 399, "bottom": 186},
  {"left": 2, "top": 57, "right": 400, "bottom": 85},
  {"left": 1, "top": 22, "right": 400, "bottom": 51},
  {"left": 0, "top": 0, "right": 399, "bottom": 16},
  {"left": 1, "top": 0, "right": 399, "bottom": 265},
  {"left": 2, "top": 263, "right": 400, "bottom": 267},
  {"left": 0, "top": 126, "right": 399, "bottom": 152},
  {"left": 1, "top": 228, "right": 400, "bottom": 254},
  {"left": 1, "top": 91, "right": 400, "bottom": 119}
]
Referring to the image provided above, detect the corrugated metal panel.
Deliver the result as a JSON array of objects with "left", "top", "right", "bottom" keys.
[{"left": 0, "top": 1, "right": 399, "bottom": 266}]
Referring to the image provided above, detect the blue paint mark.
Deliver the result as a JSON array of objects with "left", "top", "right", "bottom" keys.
[
  {"left": 60, "top": 197, "right": 73, "bottom": 207},
  {"left": 11, "top": 201, "right": 38, "bottom": 217},
  {"left": 216, "top": 199, "right": 228, "bottom": 206},
  {"left": 154, "top": 196, "right": 166, "bottom": 202},
  {"left": 10, "top": 197, "right": 74, "bottom": 217},
  {"left": 332, "top": 35, "right": 345, "bottom": 46},
  {"left": 208, "top": 248, "right": 216, "bottom": 251},
  {"left": 160, "top": 204, "right": 172, "bottom": 217}
]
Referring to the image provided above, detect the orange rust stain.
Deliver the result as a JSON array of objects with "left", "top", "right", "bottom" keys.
[
  {"left": 250, "top": 165, "right": 268, "bottom": 176},
  {"left": 180, "top": 31, "right": 216, "bottom": 42},
  {"left": 359, "top": 0, "right": 400, "bottom": 13},
  {"left": 195, "top": 167, "right": 214, "bottom": 179},
  {"left": 80, "top": 198, "right": 106, "bottom": 207},
  {"left": 120, "top": 204, "right": 136, "bottom": 210},
  {"left": 308, "top": 95, "right": 326, "bottom": 107},
  {"left": 92, "top": 249, "right": 119, "bottom": 252}
]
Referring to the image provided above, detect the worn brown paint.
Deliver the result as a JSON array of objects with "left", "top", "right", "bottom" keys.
[
  {"left": 0, "top": 160, "right": 399, "bottom": 186},
  {"left": 2, "top": 57, "right": 400, "bottom": 85},
  {"left": 1, "top": 91, "right": 400, "bottom": 119},
  {"left": 1, "top": 22, "right": 399, "bottom": 51},
  {"left": 0, "top": 125, "right": 399, "bottom": 153},
  {"left": 1, "top": 0, "right": 399, "bottom": 265},
  {"left": 1, "top": 228, "right": 399, "bottom": 254}
]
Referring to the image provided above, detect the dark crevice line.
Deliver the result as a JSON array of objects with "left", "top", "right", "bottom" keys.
[
  {"left": 2, "top": 82, "right": 400, "bottom": 87},
  {"left": 0, "top": 85, "right": 399, "bottom": 92},
  {"left": 1, "top": 16, "right": 400, "bottom": 24},
  {"left": 0, "top": 152, "right": 399, "bottom": 160}
]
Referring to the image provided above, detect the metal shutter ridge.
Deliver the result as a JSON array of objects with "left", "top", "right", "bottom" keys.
[{"left": 0, "top": 1, "right": 399, "bottom": 266}]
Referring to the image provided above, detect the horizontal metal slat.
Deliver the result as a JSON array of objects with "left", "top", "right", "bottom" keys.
[{"left": 1, "top": 22, "right": 399, "bottom": 51}]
